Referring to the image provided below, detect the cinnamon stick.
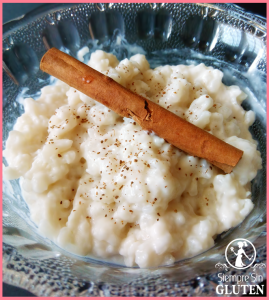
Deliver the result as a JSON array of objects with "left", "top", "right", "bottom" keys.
[{"left": 40, "top": 48, "right": 243, "bottom": 173}]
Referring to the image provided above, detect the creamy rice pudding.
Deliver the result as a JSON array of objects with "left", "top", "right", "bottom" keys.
[{"left": 3, "top": 50, "right": 262, "bottom": 267}]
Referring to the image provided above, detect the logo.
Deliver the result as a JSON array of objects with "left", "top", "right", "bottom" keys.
[
  {"left": 225, "top": 238, "right": 256, "bottom": 270},
  {"left": 214, "top": 238, "right": 265, "bottom": 296}
]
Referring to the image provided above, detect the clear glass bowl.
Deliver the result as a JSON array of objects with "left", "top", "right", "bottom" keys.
[{"left": 2, "top": 3, "right": 266, "bottom": 296}]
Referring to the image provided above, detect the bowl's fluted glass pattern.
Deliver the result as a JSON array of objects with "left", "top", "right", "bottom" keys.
[{"left": 2, "top": 3, "right": 266, "bottom": 296}]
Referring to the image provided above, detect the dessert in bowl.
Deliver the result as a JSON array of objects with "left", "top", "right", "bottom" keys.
[{"left": 2, "top": 3, "right": 266, "bottom": 296}]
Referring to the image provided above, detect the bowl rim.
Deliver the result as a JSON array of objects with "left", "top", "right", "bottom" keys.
[{"left": 3, "top": 3, "right": 267, "bottom": 38}]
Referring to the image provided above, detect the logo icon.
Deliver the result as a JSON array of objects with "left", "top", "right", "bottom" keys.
[{"left": 225, "top": 238, "right": 256, "bottom": 269}]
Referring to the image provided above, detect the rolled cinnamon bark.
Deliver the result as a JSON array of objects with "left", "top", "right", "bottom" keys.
[{"left": 40, "top": 48, "right": 243, "bottom": 173}]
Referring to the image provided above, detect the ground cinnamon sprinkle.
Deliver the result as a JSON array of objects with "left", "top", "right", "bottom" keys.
[{"left": 40, "top": 48, "right": 243, "bottom": 173}]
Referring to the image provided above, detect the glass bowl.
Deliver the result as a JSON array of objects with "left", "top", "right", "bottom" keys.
[{"left": 2, "top": 3, "right": 266, "bottom": 297}]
